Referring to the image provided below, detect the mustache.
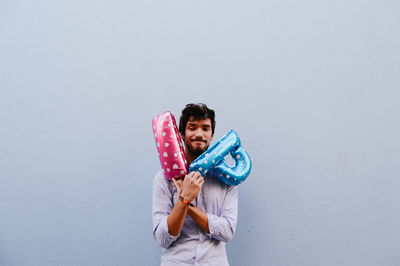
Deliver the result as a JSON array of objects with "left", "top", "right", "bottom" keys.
[{"left": 190, "top": 138, "right": 206, "bottom": 143}]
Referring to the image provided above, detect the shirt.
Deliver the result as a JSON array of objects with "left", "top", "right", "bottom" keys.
[{"left": 152, "top": 170, "right": 239, "bottom": 266}]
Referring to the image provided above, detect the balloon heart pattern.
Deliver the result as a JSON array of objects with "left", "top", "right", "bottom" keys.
[
  {"left": 152, "top": 111, "right": 188, "bottom": 180},
  {"left": 189, "top": 130, "right": 252, "bottom": 186}
]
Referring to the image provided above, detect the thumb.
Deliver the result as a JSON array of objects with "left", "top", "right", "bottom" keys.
[{"left": 172, "top": 178, "right": 179, "bottom": 188}]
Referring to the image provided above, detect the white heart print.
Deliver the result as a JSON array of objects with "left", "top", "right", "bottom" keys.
[
  {"left": 162, "top": 132, "right": 166, "bottom": 137},
  {"left": 165, "top": 143, "right": 169, "bottom": 147},
  {"left": 173, "top": 164, "right": 178, "bottom": 169},
  {"left": 163, "top": 152, "right": 168, "bottom": 157},
  {"left": 173, "top": 153, "right": 178, "bottom": 157}
]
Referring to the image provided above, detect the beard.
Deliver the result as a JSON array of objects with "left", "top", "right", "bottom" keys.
[{"left": 186, "top": 142, "right": 209, "bottom": 157}]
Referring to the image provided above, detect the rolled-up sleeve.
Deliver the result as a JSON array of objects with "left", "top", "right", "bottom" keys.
[
  {"left": 206, "top": 185, "right": 238, "bottom": 242},
  {"left": 152, "top": 172, "right": 179, "bottom": 248}
]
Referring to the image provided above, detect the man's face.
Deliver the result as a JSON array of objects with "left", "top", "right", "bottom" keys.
[{"left": 181, "top": 117, "right": 214, "bottom": 157}]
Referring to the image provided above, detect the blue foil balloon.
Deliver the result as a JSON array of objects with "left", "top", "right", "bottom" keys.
[{"left": 189, "top": 130, "right": 252, "bottom": 186}]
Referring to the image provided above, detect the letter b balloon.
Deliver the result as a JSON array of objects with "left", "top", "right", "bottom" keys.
[{"left": 189, "top": 130, "right": 251, "bottom": 186}]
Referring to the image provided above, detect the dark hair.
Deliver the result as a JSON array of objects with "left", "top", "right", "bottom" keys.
[{"left": 179, "top": 103, "right": 216, "bottom": 136}]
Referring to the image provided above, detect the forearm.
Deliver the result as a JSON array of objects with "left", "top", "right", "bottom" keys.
[
  {"left": 170, "top": 172, "right": 206, "bottom": 235},
  {"left": 206, "top": 213, "right": 237, "bottom": 242},
  {"left": 167, "top": 200, "right": 189, "bottom": 236},
  {"left": 187, "top": 206, "right": 210, "bottom": 234},
  {"left": 204, "top": 186, "right": 239, "bottom": 242}
]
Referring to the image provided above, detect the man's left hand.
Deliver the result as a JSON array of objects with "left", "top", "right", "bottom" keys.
[{"left": 172, "top": 178, "right": 183, "bottom": 196}]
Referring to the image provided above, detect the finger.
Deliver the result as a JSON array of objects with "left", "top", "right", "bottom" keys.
[
  {"left": 183, "top": 174, "right": 189, "bottom": 182},
  {"left": 190, "top": 171, "right": 200, "bottom": 181},
  {"left": 185, "top": 172, "right": 193, "bottom": 180},
  {"left": 173, "top": 178, "right": 181, "bottom": 185},
  {"left": 195, "top": 175, "right": 204, "bottom": 184},
  {"left": 193, "top": 171, "right": 201, "bottom": 180},
  {"left": 196, "top": 174, "right": 203, "bottom": 182},
  {"left": 189, "top": 171, "right": 196, "bottom": 177},
  {"left": 198, "top": 178, "right": 205, "bottom": 186}
]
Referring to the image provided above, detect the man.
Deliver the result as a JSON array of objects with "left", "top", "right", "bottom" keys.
[{"left": 152, "top": 103, "right": 238, "bottom": 266}]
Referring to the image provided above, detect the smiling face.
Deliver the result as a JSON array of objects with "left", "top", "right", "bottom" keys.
[{"left": 181, "top": 116, "right": 214, "bottom": 158}]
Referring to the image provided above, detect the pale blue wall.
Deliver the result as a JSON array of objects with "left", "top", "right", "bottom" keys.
[{"left": 1, "top": 0, "right": 399, "bottom": 265}]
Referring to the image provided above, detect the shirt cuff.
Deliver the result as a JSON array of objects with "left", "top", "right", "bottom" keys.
[
  {"left": 206, "top": 213, "right": 219, "bottom": 239},
  {"left": 161, "top": 216, "right": 180, "bottom": 241}
]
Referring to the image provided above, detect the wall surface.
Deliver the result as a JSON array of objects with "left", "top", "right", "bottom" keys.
[{"left": 1, "top": 0, "right": 399, "bottom": 265}]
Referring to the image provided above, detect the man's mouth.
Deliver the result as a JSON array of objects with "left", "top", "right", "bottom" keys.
[{"left": 191, "top": 139, "right": 205, "bottom": 144}]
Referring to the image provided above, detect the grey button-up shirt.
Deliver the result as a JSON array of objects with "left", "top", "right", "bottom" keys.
[{"left": 152, "top": 170, "right": 238, "bottom": 266}]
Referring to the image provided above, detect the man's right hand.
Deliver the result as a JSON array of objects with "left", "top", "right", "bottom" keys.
[{"left": 180, "top": 171, "right": 204, "bottom": 202}]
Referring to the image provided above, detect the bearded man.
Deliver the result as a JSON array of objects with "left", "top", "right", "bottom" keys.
[{"left": 152, "top": 103, "right": 238, "bottom": 266}]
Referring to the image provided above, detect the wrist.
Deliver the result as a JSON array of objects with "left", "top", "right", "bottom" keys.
[
  {"left": 180, "top": 191, "right": 193, "bottom": 201},
  {"left": 179, "top": 195, "right": 195, "bottom": 207}
]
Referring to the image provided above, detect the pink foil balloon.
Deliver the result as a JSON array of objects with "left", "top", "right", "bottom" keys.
[{"left": 152, "top": 111, "right": 188, "bottom": 180}]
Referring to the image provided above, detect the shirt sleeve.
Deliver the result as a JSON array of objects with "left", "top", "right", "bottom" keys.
[
  {"left": 152, "top": 172, "right": 179, "bottom": 248},
  {"left": 206, "top": 185, "right": 238, "bottom": 242}
]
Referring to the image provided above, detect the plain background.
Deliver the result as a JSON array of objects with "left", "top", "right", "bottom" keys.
[{"left": 1, "top": 0, "right": 399, "bottom": 265}]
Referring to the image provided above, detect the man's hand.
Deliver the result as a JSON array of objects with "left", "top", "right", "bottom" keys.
[
  {"left": 172, "top": 178, "right": 183, "bottom": 196},
  {"left": 180, "top": 171, "right": 204, "bottom": 202},
  {"left": 170, "top": 172, "right": 209, "bottom": 235}
]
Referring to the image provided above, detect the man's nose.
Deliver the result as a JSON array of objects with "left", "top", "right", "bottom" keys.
[{"left": 194, "top": 129, "right": 204, "bottom": 137}]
